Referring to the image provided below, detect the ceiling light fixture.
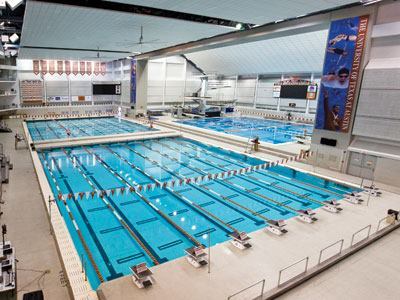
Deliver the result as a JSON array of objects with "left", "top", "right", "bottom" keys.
[
  {"left": 6, "top": 0, "right": 24, "bottom": 11},
  {"left": 235, "top": 23, "right": 243, "bottom": 30},
  {"left": 9, "top": 33, "right": 18, "bottom": 43}
]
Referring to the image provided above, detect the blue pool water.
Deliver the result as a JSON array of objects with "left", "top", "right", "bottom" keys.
[
  {"left": 176, "top": 117, "right": 313, "bottom": 144},
  {"left": 27, "top": 117, "right": 153, "bottom": 141},
  {"left": 39, "top": 137, "right": 359, "bottom": 288}
]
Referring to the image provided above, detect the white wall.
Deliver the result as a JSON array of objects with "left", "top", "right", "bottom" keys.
[
  {"left": 17, "top": 59, "right": 125, "bottom": 106},
  {"left": 147, "top": 56, "right": 202, "bottom": 108}
]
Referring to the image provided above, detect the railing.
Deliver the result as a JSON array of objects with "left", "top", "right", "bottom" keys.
[
  {"left": 227, "top": 214, "right": 399, "bottom": 300},
  {"left": 350, "top": 224, "right": 371, "bottom": 247},
  {"left": 277, "top": 257, "right": 309, "bottom": 287},
  {"left": 227, "top": 279, "right": 265, "bottom": 300},
  {"left": 318, "top": 239, "right": 344, "bottom": 264}
]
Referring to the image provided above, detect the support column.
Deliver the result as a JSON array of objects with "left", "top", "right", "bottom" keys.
[
  {"left": 305, "top": 73, "right": 313, "bottom": 115},
  {"left": 253, "top": 75, "right": 259, "bottom": 108},
  {"left": 134, "top": 59, "right": 148, "bottom": 116}
]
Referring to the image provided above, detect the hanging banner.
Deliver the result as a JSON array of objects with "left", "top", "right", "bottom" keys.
[
  {"left": 315, "top": 15, "right": 369, "bottom": 132},
  {"left": 130, "top": 59, "right": 136, "bottom": 104},
  {"left": 57, "top": 60, "right": 64, "bottom": 75},
  {"left": 100, "top": 62, "right": 106, "bottom": 76},
  {"left": 72, "top": 61, "right": 79, "bottom": 76},
  {"left": 33, "top": 60, "right": 40, "bottom": 75},
  {"left": 86, "top": 61, "right": 92, "bottom": 75},
  {"left": 94, "top": 62, "right": 100, "bottom": 76},
  {"left": 40, "top": 60, "right": 47, "bottom": 75},
  {"left": 65, "top": 60, "right": 71, "bottom": 75},
  {"left": 80, "top": 61, "right": 86, "bottom": 75},
  {"left": 49, "top": 60, "right": 55, "bottom": 75}
]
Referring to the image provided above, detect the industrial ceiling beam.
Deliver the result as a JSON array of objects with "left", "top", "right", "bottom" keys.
[
  {"left": 135, "top": 1, "right": 372, "bottom": 60},
  {"left": 29, "top": 0, "right": 253, "bottom": 29}
]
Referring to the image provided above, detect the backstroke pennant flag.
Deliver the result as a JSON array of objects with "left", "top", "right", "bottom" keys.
[
  {"left": 80, "top": 61, "right": 86, "bottom": 76},
  {"left": 65, "top": 60, "right": 71, "bottom": 75},
  {"left": 33, "top": 60, "right": 40, "bottom": 75},
  {"left": 72, "top": 61, "right": 79, "bottom": 76},
  {"left": 57, "top": 60, "right": 64, "bottom": 75},
  {"left": 49, "top": 60, "right": 55, "bottom": 75}
]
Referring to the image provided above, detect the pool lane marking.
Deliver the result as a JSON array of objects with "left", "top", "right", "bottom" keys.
[
  {"left": 39, "top": 152, "right": 105, "bottom": 283},
  {"left": 253, "top": 169, "right": 329, "bottom": 198},
  {"left": 100, "top": 144, "right": 231, "bottom": 243},
  {"left": 62, "top": 149, "right": 162, "bottom": 266},
  {"left": 91, "top": 145, "right": 203, "bottom": 248},
  {"left": 224, "top": 179, "right": 306, "bottom": 216},
  {"left": 31, "top": 123, "right": 45, "bottom": 141},
  {"left": 60, "top": 119, "right": 90, "bottom": 136},
  {"left": 153, "top": 139, "right": 328, "bottom": 208},
  {"left": 48, "top": 154, "right": 124, "bottom": 279},
  {"left": 45, "top": 121, "right": 62, "bottom": 139},
  {"left": 138, "top": 142, "right": 265, "bottom": 225},
  {"left": 264, "top": 169, "right": 344, "bottom": 197},
  {"left": 236, "top": 175, "right": 311, "bottom": 207},
  {"left": 121, "top": 144, "right": 243, "bottom": 234},
  {"left": 243, "top": 174, "right": 333, "bottom": 208}
]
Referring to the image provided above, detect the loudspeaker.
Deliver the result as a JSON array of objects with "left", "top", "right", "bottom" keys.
[{"left": 320, "top": 137, "right": 337, "bottom": 147}]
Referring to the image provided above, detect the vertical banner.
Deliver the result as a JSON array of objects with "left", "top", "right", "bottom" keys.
[
  {"left": 315, "top": 15, "right": 369, "bottom": 132},
  {"left": 79, "top": 61, "right": 86, "bottom": 75},
  {"left": 49, "top": 60, "right": 55, "bottom": 75},
  {"left": 72, "top": 61, "right": 79, "bottom": 76},
  {"left": 40, "top": 60, "right": 47, "bottom": 75},
  {"left": 86, "top": 61, "right": 92, "bottom": 75},
  {"left": 33, "top": 60, "right": 40, "bottom": 75},
  {"left": 94, "top": 62, "right": 100, "bottom": 76},
  {"left": 65, "top": 60, "right": 71, "bottom": 75},
  {"left": 100, "top": 62, "right": 106, "bottom": 76},
  {"left": 130, "top": 59, "right": 136, "bottom": 104},
  {"left": 57, "top": 60, "right": 64, "bottom": 75}
]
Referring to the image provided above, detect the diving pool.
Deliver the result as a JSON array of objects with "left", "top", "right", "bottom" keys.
[
  {"left": 27, "top": 117, "right": 153, "bottom": 141},
  {"left": 176, "top": 117, "right": 313, "bottom": 144},
  {"left": 39, "top": 137, "right": 359, "bottom": 288}
]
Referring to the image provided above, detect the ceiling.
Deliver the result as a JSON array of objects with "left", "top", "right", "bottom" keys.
[
  {"left": 110, "top": 0, "right": 359, "bottom": 25},
  {"left": 185, "top": 29, "right": 329, "bottom": 76},
  {"left": 19, "top": 0, "right": 231, "bottom": 60}
]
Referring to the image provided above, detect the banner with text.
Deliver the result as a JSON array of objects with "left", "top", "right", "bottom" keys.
[
  {"left": 130, "top": 59, "right": 137, "bottom": 104},
  {"left": 315, "top": 16, "right": 369, "bottom": 132}
]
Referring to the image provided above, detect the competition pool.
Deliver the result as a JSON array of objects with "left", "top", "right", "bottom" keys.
[
  {"left": 176, "top": 117, "right": 313, "bottom": 144},
  {"left": 39, "top": 137, "right": 359, "bottom": 288},
  {"left": 27, "top": 117, "right": 153, "bottom": 141}
]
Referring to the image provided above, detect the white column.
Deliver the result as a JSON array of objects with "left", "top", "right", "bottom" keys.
[
  {"left": 305, "top": 73, "right": 313, "bottom": 115},
  {"left": 135, "top": 59, "right": 148, "bottom": 115},
  {"left": 162, "top": 58, "right": 167, "bottom": 108},
  {"left": 182, "top": 59, "right": 187, "bottom": 106},
  {"left": 233, "top": 75, "right": 238, "bottom": 100},
  {"left": 253, "top": 75, "right": 259, "bottom": 108}
]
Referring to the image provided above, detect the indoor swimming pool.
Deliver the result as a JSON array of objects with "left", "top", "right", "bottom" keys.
[
  {"left": 39, "top": 137, "right": 359, "bottom": 288},
  {"left": 176, "top": 117, "right": 313, "bottom": 144},
  {"left": 27, "top": 117, "right": 153, "bottom": 141}
]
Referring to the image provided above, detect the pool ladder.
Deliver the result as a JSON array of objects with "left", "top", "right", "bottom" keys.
[{"left": 244, "top": 137, "right": 253, "bottom": 154}]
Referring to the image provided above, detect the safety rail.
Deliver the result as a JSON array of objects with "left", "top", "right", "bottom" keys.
[
  {"left": 228, "top": 213, "right": 400, "bottom": 300},
  {"left": 350, "top": 224, "right": 371, "bottom": 247},
  {"left": 227, "top": 279, "right": 266, "bottom": 300},
  {"left": 318, "top": 239, "right": 344, "bottom": 264},
  {"left": 376, "top": 215, "right": 395, "bottom": 232},
  {"left": 277, "top": 257, "right": 309, "bottom": 287}
]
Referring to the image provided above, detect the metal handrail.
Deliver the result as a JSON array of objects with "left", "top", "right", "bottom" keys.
[
  {"left": 350, "top": 224, "right": 371, "bottom": 247},
  {"left": 318, "top": 239, "right": 344, "bottom": 264},
  {"left": 278, "top": 257, "right": 309, "bottom": 287},
  {"left": 227, "top": 279, "right": 265, "bottom": 300},
  {"left": 377, "top": 215, "right": 395, "bottom": 232}
]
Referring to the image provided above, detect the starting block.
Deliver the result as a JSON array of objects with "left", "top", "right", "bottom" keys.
[
  {"left": 185, "top": 246, "right": 208, "bottom": 268},
  {"left": 230, "top": 231, "right": 252, "bottom": 250},
  {"left": 131, "top": 263, "right": 154, "bottom": 289},
  {"left": 322, "top": 199, "right": 342, "bottom": 213},
  {"left": 297, "top": 209, "right": 317, "bottom": 223},
  {"left": 266, "top": 220, "right": 288, "bottom": 235},
  {"left": 345, "top": 192, "right": 364, "bottom": 204}
]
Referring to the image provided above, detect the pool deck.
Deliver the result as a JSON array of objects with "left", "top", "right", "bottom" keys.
[{"left": 3, "top": 117, "right": 400, "bottom": 300}]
